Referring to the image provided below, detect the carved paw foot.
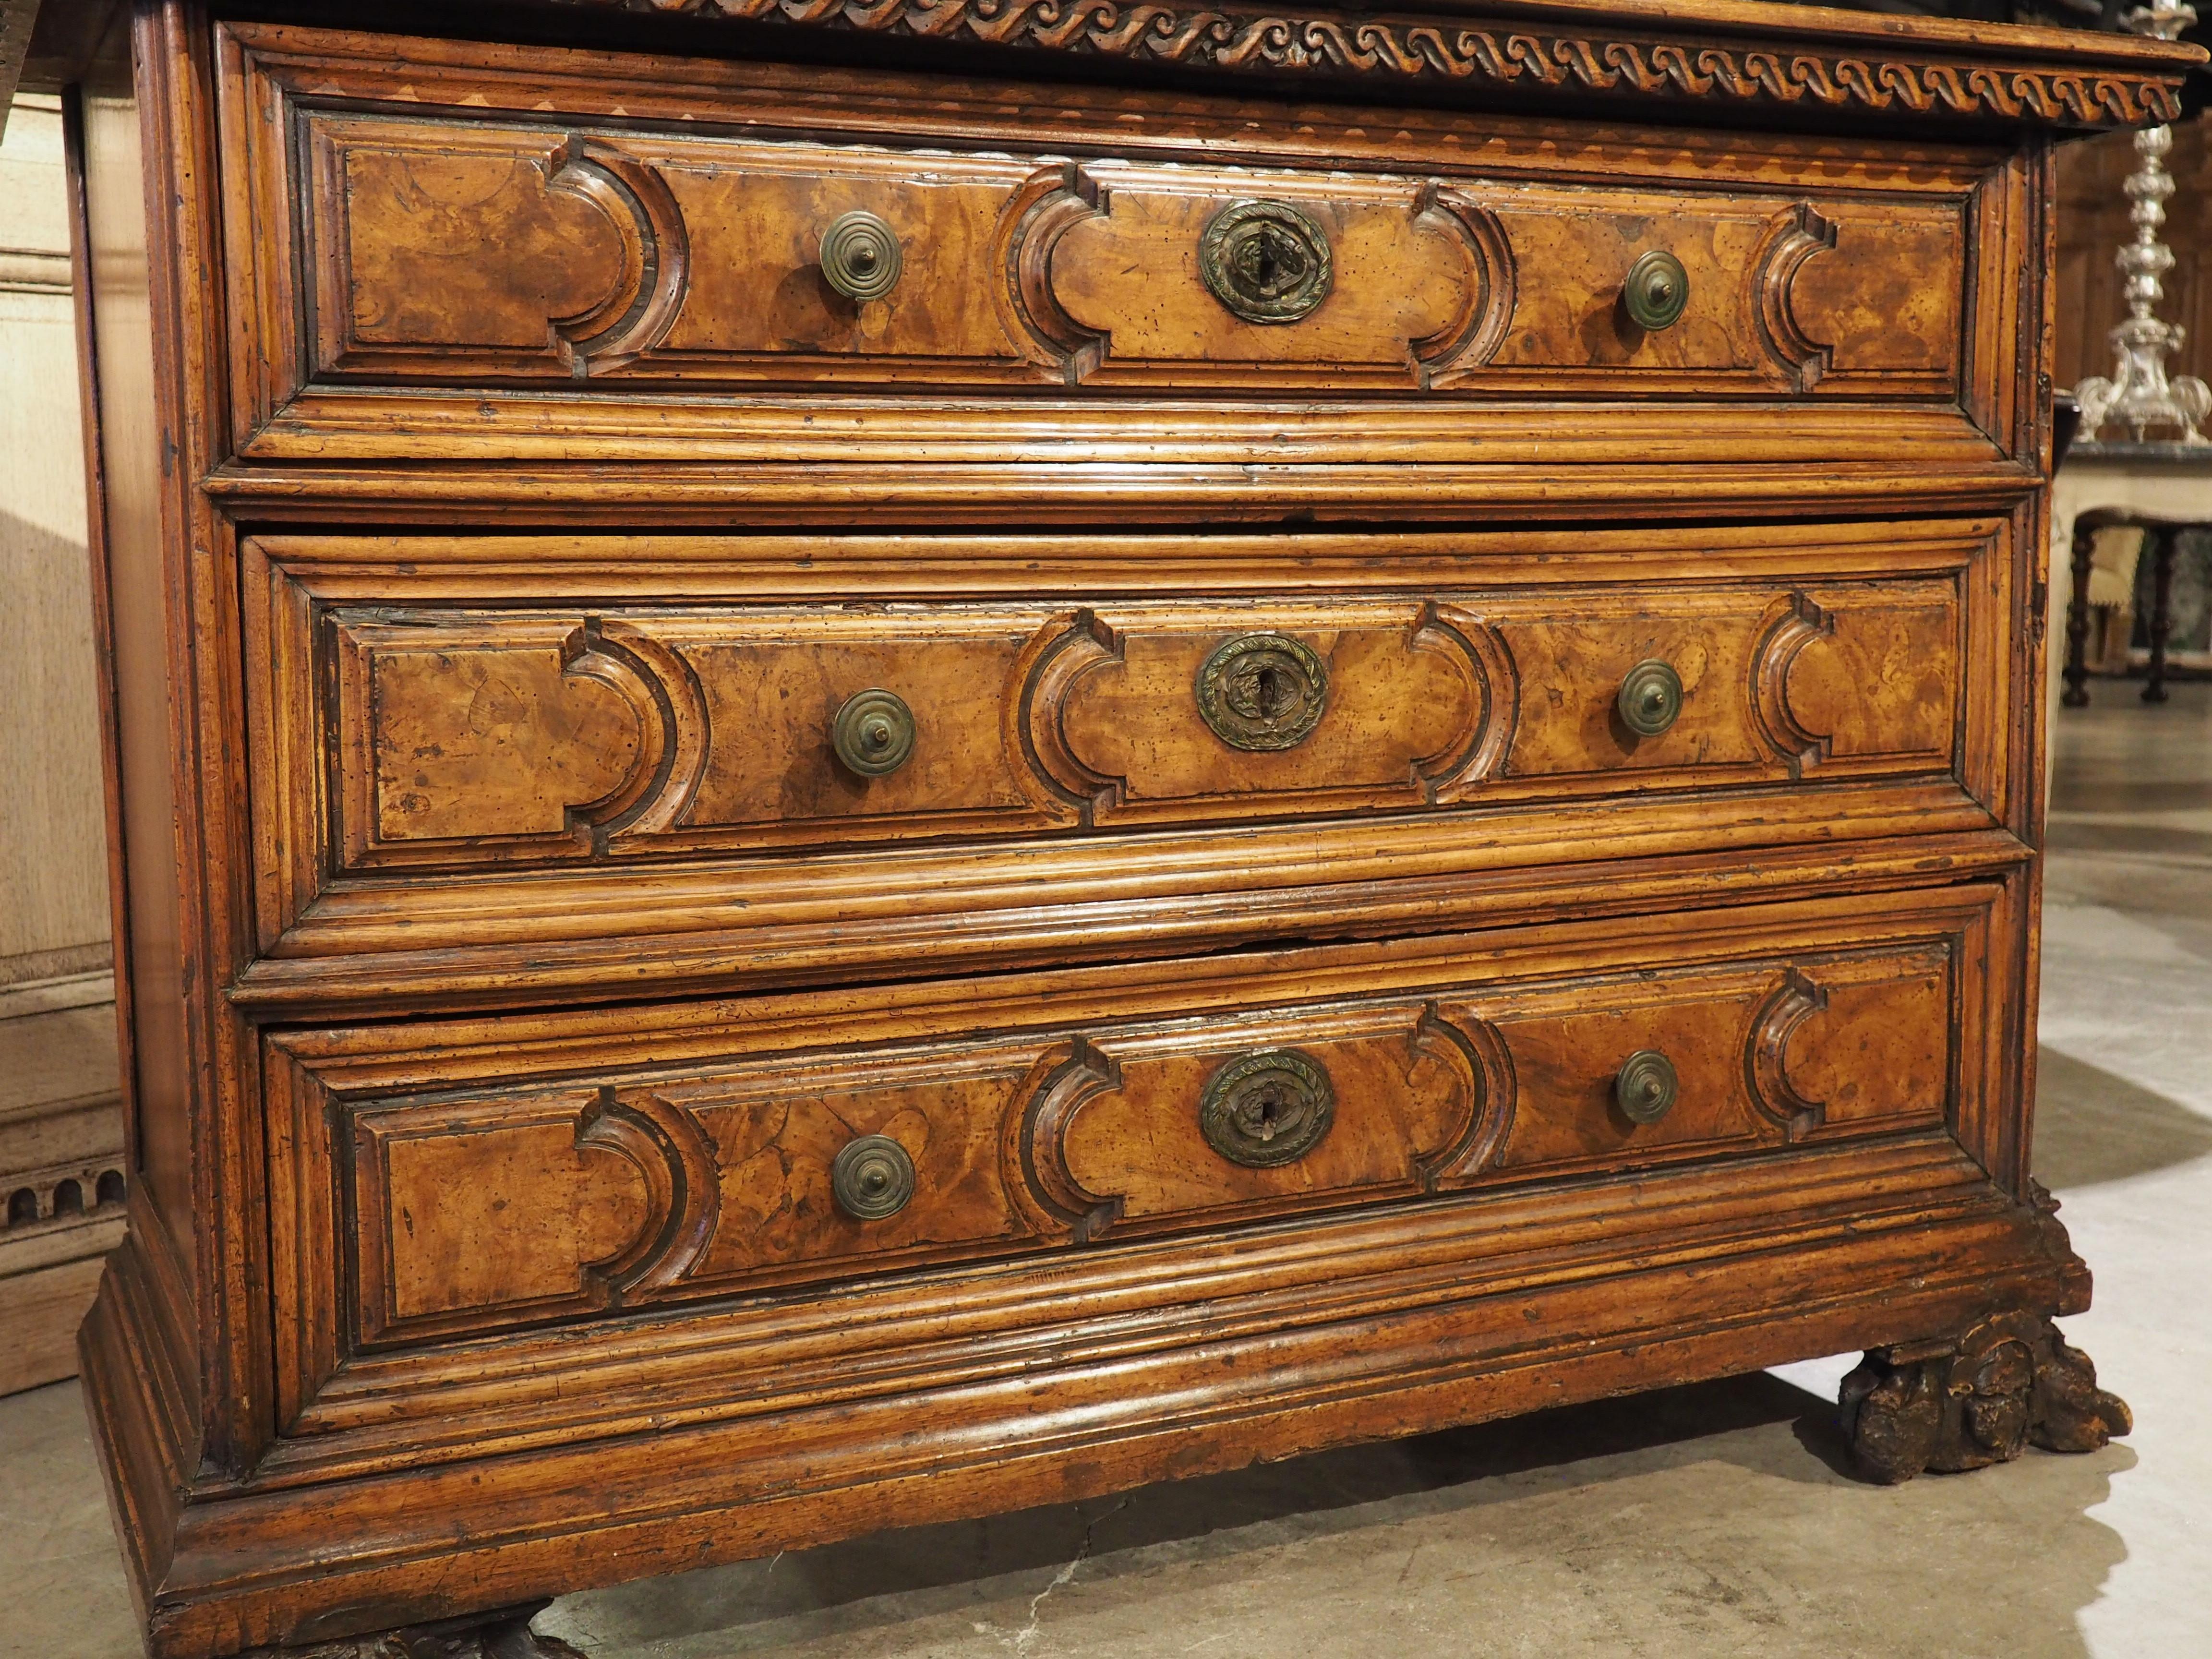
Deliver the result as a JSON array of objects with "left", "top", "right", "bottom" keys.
[
  {"left": 247, "top": 1603, "right": 583, "bottom": 1659},
  {"left": 1839, "top": 1310, "right": 2131, "bottom": 1484}
]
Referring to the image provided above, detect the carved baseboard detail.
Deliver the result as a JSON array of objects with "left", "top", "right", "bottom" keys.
[{"left": 1839, "top": 1309, "right": 2131, "bottom": 1484}]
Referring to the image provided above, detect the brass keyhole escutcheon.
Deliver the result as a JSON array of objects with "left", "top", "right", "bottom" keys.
[
  {"left": 1196, "top": 632, "right": 1329, "bottom": 751},
  {"left": 819, "top": 210, "right": 902, "bottom": 303},
  {"left": 831, "top": 688, "right": 916, "bottom": 777},
  {"left": 1199, "top": 1049, "right": 1335, "bottom": 1168},
  {"left": 1199, "top": 200, "right": 1334, "bottom": 325},
  {"left": 1616, "top": 659, "right": 1684, "bottom": 739},
  {"left": 1623, "top": 249, "right": 1690, "bottom": 332},
  {"left": 1614, "top": 1049, "right": 1680, "bottom": 1126},
  {"left": 831, "top": 1134, "right": 915, "bottom": 1220}
]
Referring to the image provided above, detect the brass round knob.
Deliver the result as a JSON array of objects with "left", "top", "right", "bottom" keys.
[
  {"left": 819, "top": 210, "right": 901, "bottom": 303},
  {"left": 1199, "top": 1048, "right": 1335, "bottom": 1168},
  {"left": 831, "top": 688, "right": 915, "bottom": 778},
  {"left": 1615, "top": 1050, "right": 1680, "bottom": 1126},
  {"left": 831, "top": 1134, "right": 914, "bottom": 1220},
  {"left": 1623, "top": 249, "right": 1690, "bottom": 332},
  {"left": 1616, "top": 659, "right": 1683, "bottom": 738}
]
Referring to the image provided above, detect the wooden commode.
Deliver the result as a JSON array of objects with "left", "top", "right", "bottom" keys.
[{"left": 63, "top": 1, "right": 2188, "bottom": 1652}]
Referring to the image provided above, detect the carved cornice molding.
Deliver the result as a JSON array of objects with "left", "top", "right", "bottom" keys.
[{"left": 550, "top": 0, "right": 2195, "bottom": 128}]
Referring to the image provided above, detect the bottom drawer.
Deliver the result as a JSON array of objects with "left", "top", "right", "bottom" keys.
[{"left": 269, "top": 894, "right": 1972, "bottom": 1361}]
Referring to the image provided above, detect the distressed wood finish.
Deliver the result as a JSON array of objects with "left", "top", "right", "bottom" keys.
[
  {"left": 69, "top": 1, "right": 2187, "bottom": 1655},
  {"left": 214, "top": 22, "right": 2009, "bottom": 469},
  {"left": 290, "top": 914, "right": 1956, "bottom": 1352}
]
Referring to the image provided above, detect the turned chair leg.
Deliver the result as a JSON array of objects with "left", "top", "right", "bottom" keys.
[
  {"left": 2143, "top": 527, "right": 2177, "bottom": 704},
  {"left": 2062, "top": 521, "right": 2098, "bottom": 708}
]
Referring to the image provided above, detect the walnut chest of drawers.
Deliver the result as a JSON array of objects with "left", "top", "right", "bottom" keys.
[{"left": 66, "top": 1, "right": 2186, "bottom": 1652}]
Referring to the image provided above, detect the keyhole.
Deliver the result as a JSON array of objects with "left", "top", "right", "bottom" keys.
[
  {"left": 1256, "top": 667, "right": 1281, "bottom": 711},
  {"left": 1237, "top": 1086, "right": 1286, "bottom": 1142}
]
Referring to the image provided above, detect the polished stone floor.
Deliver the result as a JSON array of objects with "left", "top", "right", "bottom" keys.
[{"left": 7, "top": 687, "right": 2209, "bottom": 1659}]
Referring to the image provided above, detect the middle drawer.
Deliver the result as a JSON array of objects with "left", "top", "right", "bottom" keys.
[
  {"left": 252, "top": 524, "right": 1991, "bottom": 869},
  {"left": 240, "top": 520, "right": 2010, "bottom": 997}
]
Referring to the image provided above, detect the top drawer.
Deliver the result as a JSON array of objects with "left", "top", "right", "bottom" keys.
[{"left": 216, "top": 24, "right": 2013, "bottom": 469}]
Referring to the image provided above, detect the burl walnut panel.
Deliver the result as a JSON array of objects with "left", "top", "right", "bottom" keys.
[
  {"left": 214, "top": 19, "right": 2000, "bottom": 469},
  {"left": 293, "top": 115, "right": 1963, "bottom": 394},
  {"left": 307, "top": 584, "right": 1959, "bottom": 867},
  {"left": 81, "top": 1, "right": 2187, "bottom": 1651},
  {"left": 285, "top": 928, "right": 1953, "bottom": 1355}
]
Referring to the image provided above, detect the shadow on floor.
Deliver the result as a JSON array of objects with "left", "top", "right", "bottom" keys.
[
  {"left": 544, "top": 1370, "right": 2129, "bottom": 1659},
  {"left": 2034, "top": 1045, "right": 2212, "bottom": 1188}
]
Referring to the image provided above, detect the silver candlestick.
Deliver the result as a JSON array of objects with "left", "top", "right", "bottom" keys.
[{"left": 2074, "top": 0, "right": 2211, "bottom": 444}]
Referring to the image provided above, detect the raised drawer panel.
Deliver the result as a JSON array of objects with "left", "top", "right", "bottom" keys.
[
  {"left": 274, "top": 915, "right": 1964, "bottom": 1356},
  {"left": 219, "top": 23, "right": 2006, "bottom": 464},
  {"left": 298, "top": 584, "right": 1959, "bottom": 876},
  {"left": 287, "top": 117, "right": 1960, "bottom": 397}
]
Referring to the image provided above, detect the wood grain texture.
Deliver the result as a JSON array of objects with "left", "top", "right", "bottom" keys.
[
  {"left": 213, "top": 22, "right": 2008, "bottom": 470},
  {"left": 287, "top": 914, "right": 1957, "bottom": 1354},
  {"left": 228, "top": 518, "right": 2009, "bottom": 1004},
  {"left": 69, "top": 0, "right": 2114, "bottom": 1653}
]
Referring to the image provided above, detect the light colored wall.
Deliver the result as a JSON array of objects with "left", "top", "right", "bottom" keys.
[{"left": 0, "top": 91, "right": 108, "bottom": 988}]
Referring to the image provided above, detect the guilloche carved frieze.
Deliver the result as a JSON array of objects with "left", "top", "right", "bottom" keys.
[{"left": 544, "top": 0, "right": 2186, "bottom": 129}]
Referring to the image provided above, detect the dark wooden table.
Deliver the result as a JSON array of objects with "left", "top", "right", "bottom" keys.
[{"left": 2064, "top": 506, "right": 2194, "bottom": 707}]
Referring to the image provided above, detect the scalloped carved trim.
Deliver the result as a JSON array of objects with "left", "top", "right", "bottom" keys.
[
  {"left": 1412, "top": 1004, "right": 1517, "bottom": 1188},
  {"left": 1021, "top": 610, "right": 1125, "bottom": 820},
  {"left": 576, "top": 1087, "right": 723, "bottom": 1304},
  {"left": 1415, "top": 602, "right": 1518, "bottom": 802},
  {"left": 546, "top": 137, "right": 691, "bottom": 374},
  {"left": 1752, "top": 202, "right": 1838, "bottom": 394},
  {"left": 1750, "top": 591, "right": 1835, "bottom": 778},
  {"left": 589, "top": 620, "right": 713, "bottom": 845},
  {"left": 586, "top": 0, "right": 2184, "bottom": 129},
  {"left": 1745, "top": 968, "right": 1828, "bottom": 1141},
  {"left": 1011, "top": 1038, "right": 1125, "bottom": 1242},
  {"left": 999, "top": 163, "right": 1111, "bottom": 384},
  {"left": 1410, "top": 186, "right": 1516, "bottom": 386}
]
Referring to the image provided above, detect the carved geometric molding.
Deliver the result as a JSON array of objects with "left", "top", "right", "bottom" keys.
[
  {"left": 1017, "top": 168, "right": 1514, "bottom": 388},
  {"left": 999, "top": 164, "right": 1110, "bottom": 386},
  {"left": 1410, "top": 1005, "right": 1517, "bottom": 1189},
  {"left": 1009, "top": 1038, "right": 1125, "bottom": 1244},
  {"left": 1025, "top": 603, "right": 1517, "bottom": 822},
  {"left": 1749, "top": 591, "right": 1836, "bottom": 778},
  {"left": 555, "top": 0, "right": 2188, "bottom": 129},
  {"left": 1753, "top": 202, "right": 1839, "bottom": 394},
  {"left": 1410, "top": 186, "right": 1517, "bottom": 388},
  {"left": 1015, "top": 1001, "right": 1499, "bottom": 1242},
  {"left": 1745, "top": 968, "right": 1830, "bottom": 1142},
  {"left": 575, "top": 1087, "right": 722, "bottom": 1304},
  {"left": 545, "top": 137, "right": 692, "bottom": 375},
  {"left": 570, "top": 620, "right": 713, "bottom": 849}
]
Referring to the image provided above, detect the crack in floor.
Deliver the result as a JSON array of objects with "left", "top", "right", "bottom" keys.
[{"left": 1008, "top": 1497, "right": 1131, "bottom": 1653}]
